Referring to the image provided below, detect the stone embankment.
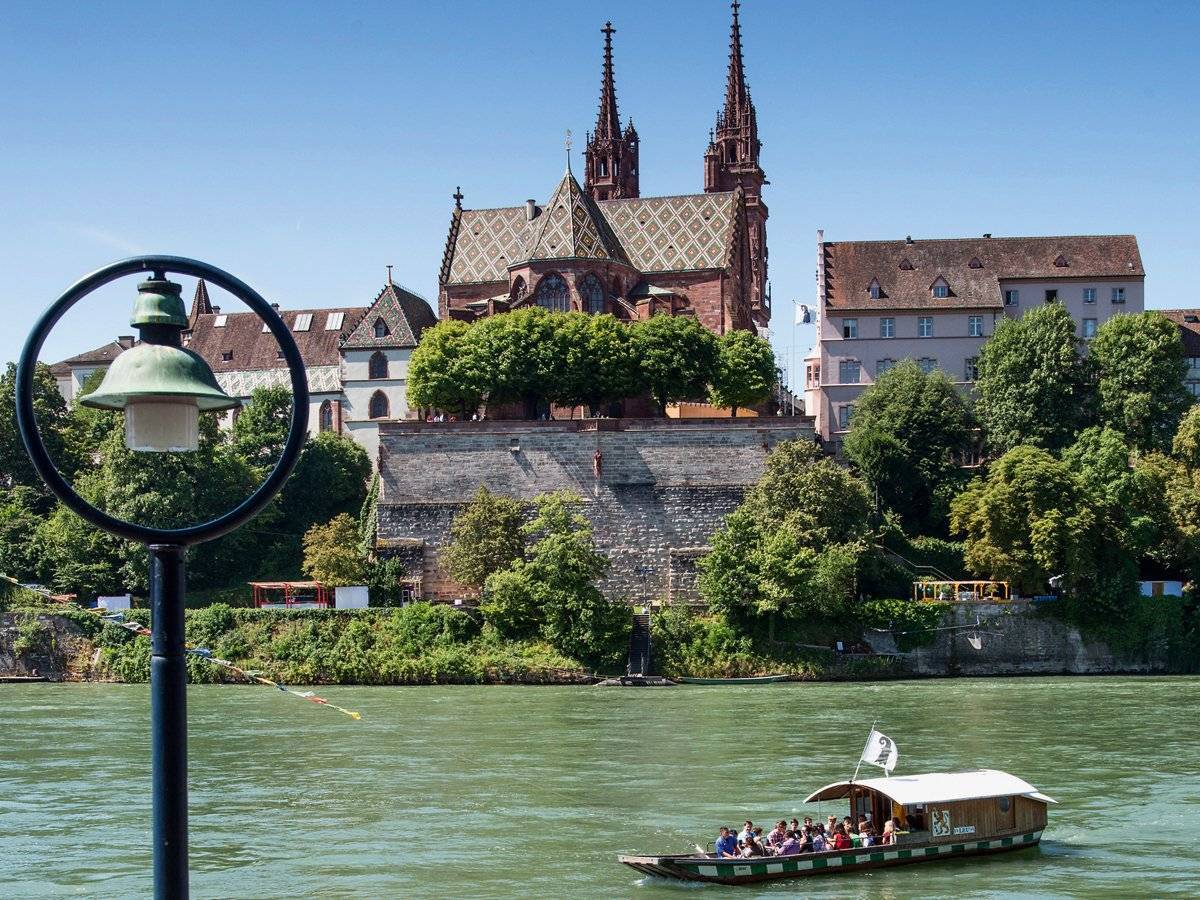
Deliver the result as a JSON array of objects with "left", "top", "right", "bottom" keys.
[
  {"left": 0, "top": 612, "right": 99, "bottom": 681},
  {"left": 863, "top": 600, "right": 1172, "bottom": 676}
]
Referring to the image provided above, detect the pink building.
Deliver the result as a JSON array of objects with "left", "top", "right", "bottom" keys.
[{"left": 804, "top": 232, "right": 1145, "bottom": 445}]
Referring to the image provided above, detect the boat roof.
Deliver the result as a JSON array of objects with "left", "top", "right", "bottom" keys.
[{"left": 804, "top": 769, "right": 1056, "bottom": 806}]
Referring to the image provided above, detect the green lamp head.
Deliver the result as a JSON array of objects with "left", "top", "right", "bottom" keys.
[{"left": 79, "top": 277, "right": 239, "bottom": 451}]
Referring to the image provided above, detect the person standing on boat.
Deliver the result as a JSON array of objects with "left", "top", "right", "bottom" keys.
[{"left": 714, "top": 827, "right": 738, "bottom": 859}]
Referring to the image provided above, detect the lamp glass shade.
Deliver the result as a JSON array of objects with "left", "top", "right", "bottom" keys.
[
  {"left": 80, "top": 344, "right": 240, "bottom": 413},
  {"left": 124, "top": 399, "right": 199, "bottom": 452}
]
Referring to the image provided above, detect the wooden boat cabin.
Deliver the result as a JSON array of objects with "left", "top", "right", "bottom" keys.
[{"left": 804, "top": 769, "right": 1054, "bottom": 846}]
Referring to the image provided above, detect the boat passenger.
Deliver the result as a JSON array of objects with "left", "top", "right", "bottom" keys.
[
  {"left": 880, "top": 820, "right": 896, "bottom": 845},
  {"left": 832, "top": 824, "right": 852, "bottom": 851},
  {"left": 739, "top": 821, "right": 754, "bottom": 843},
  {"left": 714, "top": 827, "right": 738, "bottom": 859},
  {"left": 796, "top": 828, "right": 813, "bottom": 853},
  {"left": 843, "top": 816, "right": 857, "bottom": 834},
  {"left": 767, "top": 821, "right": 787, "bottom": 848},
  {"left": 809, "top": 827, "right": 828, "bottom": 853},
  {"left": 778, "top": 831, "right": 801, "bottom": 856},
  {"left": 803, "top": 816, "right": 813, "bottom": 828},
  {"left": 789, "top": 817, "right": 800, "bottom": 832},
  {"left": 826, "top": 815, "right": 839, "bottom": 834}
]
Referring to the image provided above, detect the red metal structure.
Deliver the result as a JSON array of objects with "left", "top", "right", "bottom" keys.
[{"left": 250, "top": 581, "right": 330, "bottom": 609}]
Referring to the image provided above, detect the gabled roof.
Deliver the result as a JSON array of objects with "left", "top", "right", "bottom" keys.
[
  {"left": 187, "top": 305, "right": 366, "bottom": 372},
  {"left": 50, "top": 340, "right": 128, "bottom": 375},
  {"left": 804, "top": 769, "right": 1056, "bottom": 806},
  {"left": 524, "top": 171, "right": 629, "bottom": 266},
  {"left": 341, "top": 282, "right": 438, "bottom": 349},
  {"left": 1158, "top": 308, "right": 1200, "bottom": 357},
  {"left": 445, "top": 188, "right": 740, "bottom": 285},
  {"left": 823, "top": 234, "right": 1144, "bottom": 311}
]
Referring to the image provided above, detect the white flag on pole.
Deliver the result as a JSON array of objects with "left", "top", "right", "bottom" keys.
[{"left": 860, "top": 729, "right": 899, "bottom": 775}]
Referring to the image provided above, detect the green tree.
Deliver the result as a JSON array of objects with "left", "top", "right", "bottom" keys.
[
  {"left": 0, "top": 486, "right": 50, "bottom": 582},
  {"left": 0, "top": 361, "right": 73, "bottom": 495},
  {"left": 231, "top": 385, "right": 292, "bottom": 471},
  {"left": 949, "top": 445, "right": 1082, "bottom": 594},
  {"left": 707, "top": 329, "right": 776, "bottom": 416},
  {"left": 470, "top": 307, "right": 568, "bottom": 416},
  {"left": 302, "top": 513, "right": 367, "bottom": 586},
  {"left": 548, "top": 313, "right": 641, "bottom": 414},
  {"left": 698, "top": 440, "right": 872, "bottom": 627},
  {"left": 278, "top": 431, "right": 371, "bottom": 536},
  {"left": 60, "top": 368, "right": 119, "bottom": 476},
  {"left": 843, "top": 360, "right": 974, "bottom": 534},
  {"left": 632, "top": 314, "right": 718, "bottom": 415},
  {"left": 975, "top": 303, "right": 1093, "bottom": 454},
  {"left": 442, "top": 486, "right": 526, "bottom": 588},
  {"left": 1090, "top": 311, "right": 1191, "bottom": 452},
  {"left": 1172, "top": 405, "right": 1200, "bottom": 469},
  {"left": 406, "top": 319, "right": 486, "bottom": 417}
]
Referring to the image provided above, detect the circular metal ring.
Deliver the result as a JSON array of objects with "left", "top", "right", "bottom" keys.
[{"left": 15, "top": 256, "right": 309, "bottom": 546}]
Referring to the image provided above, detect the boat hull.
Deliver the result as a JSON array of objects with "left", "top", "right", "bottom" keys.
[
  {"left": 620, "top": 830, "right": 1042, "bottom": 884},
  {"left": 676, "top": 675, "right": 791, "bottom": 685}
]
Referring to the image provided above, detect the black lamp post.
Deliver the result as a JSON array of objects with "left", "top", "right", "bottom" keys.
[{"left": 15, "top": 256, "right": 309, "bottom": 899}]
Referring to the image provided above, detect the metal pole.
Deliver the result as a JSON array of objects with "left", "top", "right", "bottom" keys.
[{"left": 150, "top": 544, "right": 189, "bottom": 899}]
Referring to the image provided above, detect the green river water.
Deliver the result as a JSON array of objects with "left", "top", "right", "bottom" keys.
[{"left": 1, "top": 677, "right": 1197, "bottom": 898}]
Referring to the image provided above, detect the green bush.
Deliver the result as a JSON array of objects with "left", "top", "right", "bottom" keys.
[{"left": 856, "top": 598, "right": 949, "bottom": 652}]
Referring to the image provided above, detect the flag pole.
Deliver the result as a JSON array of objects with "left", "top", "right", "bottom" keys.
[{"left": 850, "top": 718, "right": 878, "bottom": 785}]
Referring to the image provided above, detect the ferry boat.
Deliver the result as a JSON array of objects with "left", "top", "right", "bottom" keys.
[{"left": 619, "top": 768, "right": 1054, "bottom": 885}]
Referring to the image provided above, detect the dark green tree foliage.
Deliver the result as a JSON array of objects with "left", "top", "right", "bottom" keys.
[
  {"left": 482, "top": 491, "right": 629, "bottom": 666},
  {"left": 441, "top": 486, "right": 526, "bottom": 588},
  {"left": 231, "top": 385, "right": 292, "bottom": 471},
  {"left": 278, "top": 431, "right": 371, "bottom": 536},
  {"left": 472, "top": 307, "right": 568, "bottom": 413},
  {"left": 950, "top": 445, "right": 1082, "bottom": 595},
  {"left": 708, "top": 329, "right": 776, "bottom": 415},
  {"left": 975, "top": 303, "right": 1093, "bottom": 454},
  {"left": 60, "top": 368, "right": 119, "bottom": 476},
  {"left": 548, "top": 313, "right": 641, "bottom": 413},
  {"left": 1089, "top": 311, "right": 1192, "bottom": 452},
  {"left": 0, "top": 361, "right": 73, "bottom": 495},
  {"left": 0, "top": 486, "right": 50, "bottom": 581},
  {"left": 632, "top": 314, "right": 719, "bottom": 414},
  {"left": 1172, "top": 405, "right": 1200, "bottom": 469},
  {"left": 406, "top": 319, "right": 486, "bottom": 417},
  {"left": 698, "top": 440, "right": 872, "bottom": 628},
  {"left": 843, "top": 360, "right": 974, "bottom": 534}
]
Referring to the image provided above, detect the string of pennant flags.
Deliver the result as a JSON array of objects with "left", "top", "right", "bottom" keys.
[{"left": 99, "top": 610, "right": 362, "bottom": 720}]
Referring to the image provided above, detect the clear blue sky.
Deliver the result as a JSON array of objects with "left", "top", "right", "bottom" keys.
[{"left": 4, "top": 0, "right": 1198, "bottom": 389}]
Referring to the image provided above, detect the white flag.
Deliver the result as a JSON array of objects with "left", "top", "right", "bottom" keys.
[
  {"left": 795, "top": 303, "right": 813, "bottom": 325},
  {"left": 860, "top": 729, "right": 899, "bottom": 775}
]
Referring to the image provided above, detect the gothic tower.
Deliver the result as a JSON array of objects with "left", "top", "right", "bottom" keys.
[
  {"left": 585, "top": 22, "right": 639, "bottom": 201},
  {"left": 705, "top": 1, "right": 768, "bottom": 324}
]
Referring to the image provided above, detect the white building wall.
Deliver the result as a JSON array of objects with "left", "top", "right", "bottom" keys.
[{"left": 342, "top": 348, "right": 414, "bottom": 468}]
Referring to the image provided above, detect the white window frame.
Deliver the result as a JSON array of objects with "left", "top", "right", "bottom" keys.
[
  {"left": 880, "top": 317, "right": 895, "bottom": 338},
  {"left": 843, "top": 318, "right": 858, "bottom": 339},
  {"left": 1083, "top": 288, "right": 1096, "bottom": 304},
  {"left": 918, "top": 357, "right": 938, "bottom": 374},
  {"left": 213, "top": 314, "right": 227, "bottom": 328},
  {"left": 918, "top": 316, "right": 933, "bottom": 338},
  {"left": 325, "top": 311, "right": 345, "bottom": 331},
  {"left": 968, "top": 315, "right": 983, "bottom": 337},
  {"left": 1112, "top": 287, "right": 1126, "bottom": 304},
  {"left": 1083, "top": 318, "right": 1097, "bottom": 338},
  {"left": 964, "top": 357, "right": 979, "bottom": 381},
  {"left": 1004, "top": 289, "right": 1019, "bottom": 307},
  {"left": 838, "top": 359, "right": 861, "bottom": 384},
  {"left": 876, "top": 358, "right": 895, "bottom": 377},
  {"left": 293, "top": 313, "right": 313, "bottom": 332},
  {"left": 838, "top": 405, "right": 854, "bottom": 429}
]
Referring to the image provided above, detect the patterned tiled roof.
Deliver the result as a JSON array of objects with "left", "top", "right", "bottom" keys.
[
  {"left": 525, "top": 171, "right": 629, "bottom": 265},
  {"left": 341, "top": 283, "right": 439, "bottom": 349},
  {"left": 216, "top": 365, "right": 342, "bottom": 398},
  {"left": 444, "top": 184, "right": 739, "bottom": 285},
  {"left": 824, "top": 234, "right": 1144, "bottom": 311}
]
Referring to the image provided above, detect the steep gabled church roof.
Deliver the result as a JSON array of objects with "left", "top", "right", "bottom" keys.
[
  {"left": 341, "top": 282, "right": 438, "bottom": 349},
  {"left": 522, "top": 170, "right": 629, "bottom": 266}
]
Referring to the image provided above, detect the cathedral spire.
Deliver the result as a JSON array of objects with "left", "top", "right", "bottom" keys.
[
  {"left": 724, "top": 0, "right": 749, "bottom": 122},
  {"left": 595, "top": 22, "right": 620, "bottom": 140},
  {"left": 584, "top": 21, "right": 639, "bottom": 201}
]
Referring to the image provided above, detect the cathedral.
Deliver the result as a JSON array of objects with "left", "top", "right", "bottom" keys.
[{"left": 438, "top": 2, "right": 770, "bottom": 337}]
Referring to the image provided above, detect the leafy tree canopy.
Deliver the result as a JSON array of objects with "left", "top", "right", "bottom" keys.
[
  {"left": 278, "top": 431, "right": 371, "bottom": 536},
  {"left": 975, "top": 303, "right": 1093, "bottom": 454},
  {"left": 302, "top": 513, "right": 367, "bottom": 586},
  {"left": 406, "top": 319, "right": 486, "bottom": 416},
  {"left": 1090, "top": 311, "right": 1191, "bottom": 452},
  {"left": 708, "top": 329, "right": 776, "bottom": 415},
  {"left": 632, "top": 314, "right": 718, "bottom": 414},
  {"left": 231, "top": 385, "right": 292, "bottom": 471},
  {"left": 1172, "top": 404, "right": 1200, "bottom": 469},
  {"left": 0, "top": 361, "right": 73, "bottom": 496},
  {"left": 548, "top": 313, "right": 641, "bottom": 412},
  {"left": 843, "top": 360, "right": 974, "bottom": 534},
  {"left": 442, "top": 485, "right": 526, "bottom": 588}
]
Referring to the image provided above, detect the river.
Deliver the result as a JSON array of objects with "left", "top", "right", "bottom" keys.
[{"left": 1, "top": 677, "right": 1196, "bottom": 898}]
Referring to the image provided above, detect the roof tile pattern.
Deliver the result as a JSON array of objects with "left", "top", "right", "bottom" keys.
[
  {"left": 445, "top": 187, "right": 738, "bottom": 285},
  {"left": 825, "top": 235, "right": 1144, "bottom": 310},
  {"left": 342, "top": 283, "right": 438, "bottom": 349},
  {"left": 216, "top": 365, "right": 342, "bottom": 397},
  {"left": 526, "top": 172, "right": 628, "bottom": 265}
]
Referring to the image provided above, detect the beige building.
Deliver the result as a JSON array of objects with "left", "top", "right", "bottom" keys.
[{"left": 803, "top": 232, "right": 1145, "bottom": 445}]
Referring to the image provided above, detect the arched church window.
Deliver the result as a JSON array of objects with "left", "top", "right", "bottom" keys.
[
  {"left": 373, "top": 317, "right": 390, "bottom": 338},
  {"left": 368, "top": 351, "right": 388, "bottom": 380},
  {"left": 368, "top": 390, "right": 389, "bottom": 420},
  {"left": 580, "top": 274, "right": 605, "bottom": 314},
  {"left": 318, "top": 400, "right": 334, "bottom": 432},
  {"left": 599, "top": 159, "right": 608, "bottom": 177},
  {"left": 535, "top": 273, "right": 569, "bottom": 312},
  {"left": 510, "top": 276, "right": 527, "bottom": 303}
]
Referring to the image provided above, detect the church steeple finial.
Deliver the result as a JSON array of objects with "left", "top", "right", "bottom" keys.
[
  {"left": 453, "top": 186, "right": 463, "bottom": 210},
  {"left": 724, "top": 1, "right": 749, "bottom": 121},
  {"left": 584, "top": 20, "right": 639, "bottom": 201},
  {"left": 595, "top": 21, "right": 620, "bottom": 140}
]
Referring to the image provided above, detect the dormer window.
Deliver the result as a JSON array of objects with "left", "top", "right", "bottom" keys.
[
  {"left": 868, "top": 278, "right": 883, "bottom": 300},
  {"left": 221, "top": 351, "right": 233, "bottom": 362},
  {"left": 899, "top": 258, "right": 914, "bottom": 271},
  {"left": 373, "top": 318, "right": 390, "bottom": 338},
  {"left": 968, "top": 257, "right": 983, "bottom": 269},
  {"left": 1055, "top": 254, "right": 1069, "bottom": 267},
  {"left": 931, "top": 276, "right": 951, "bottom": 299}
]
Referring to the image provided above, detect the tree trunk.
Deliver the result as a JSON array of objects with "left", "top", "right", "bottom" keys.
[{"left": 730, "top": 405, "right": 738, "bottom": 418}]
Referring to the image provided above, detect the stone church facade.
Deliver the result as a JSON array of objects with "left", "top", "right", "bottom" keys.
[{"left": 438, "top": 4, "right": 770, "bottom": 337}]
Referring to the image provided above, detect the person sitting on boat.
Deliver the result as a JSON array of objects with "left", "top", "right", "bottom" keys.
[
  {"left": 860, "top": 826, "right": 877, "bottom": 847},
  {"left": 796, "top": 828, "right": 813, "bottom": 853},
  {"left": 826, "top": 815, "right": 839, "bottom": 835},
  {"left": 803, "top": 816, "right": 813, "bottom": 829},
  {"left": 880, "top": 820, "right": 896, "bottom": 845},
  {"left": 809, "top": 826, "right": 828, "bottom": 853},
  {"left": 777, "top": 831, "right": 801, "bottom": 856},
  {"left": 714, "top": 827, "right": 738, "bottom": 859},
  {"left": 767, "top": 820, "right": 787, "bottom": 848},
  {"left": 739, "top": 821, "right": 754, "bottom": 843},
  {"left": 831, "top": 823, "right": 853, "bottom": 851},
  {"left": 790, "top": 817, "right": 800, "bottom": 833}
]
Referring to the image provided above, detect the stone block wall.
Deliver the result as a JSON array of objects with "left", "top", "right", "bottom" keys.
[{"left": 376, "top": 417, "right": 814, "bottom": 602}]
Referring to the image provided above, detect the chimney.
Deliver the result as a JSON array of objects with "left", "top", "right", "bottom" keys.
[
  {"left": 905, "top": 235, "right": 913, "bottom": 244},
  {"left": 983, "top": 233, "right": 992, "bottom": 239},
  {"left": 117, "top": 335, "right": 135, "bottom": 349},
  {"left": 211, "top": 305, "right": 221, "bottom": 314},
  {"left": 271, "top": 302, "right": 280, "bottom": 310},
  {"left": 525, "top": 199, "right": 537, "bottom": 221}
]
